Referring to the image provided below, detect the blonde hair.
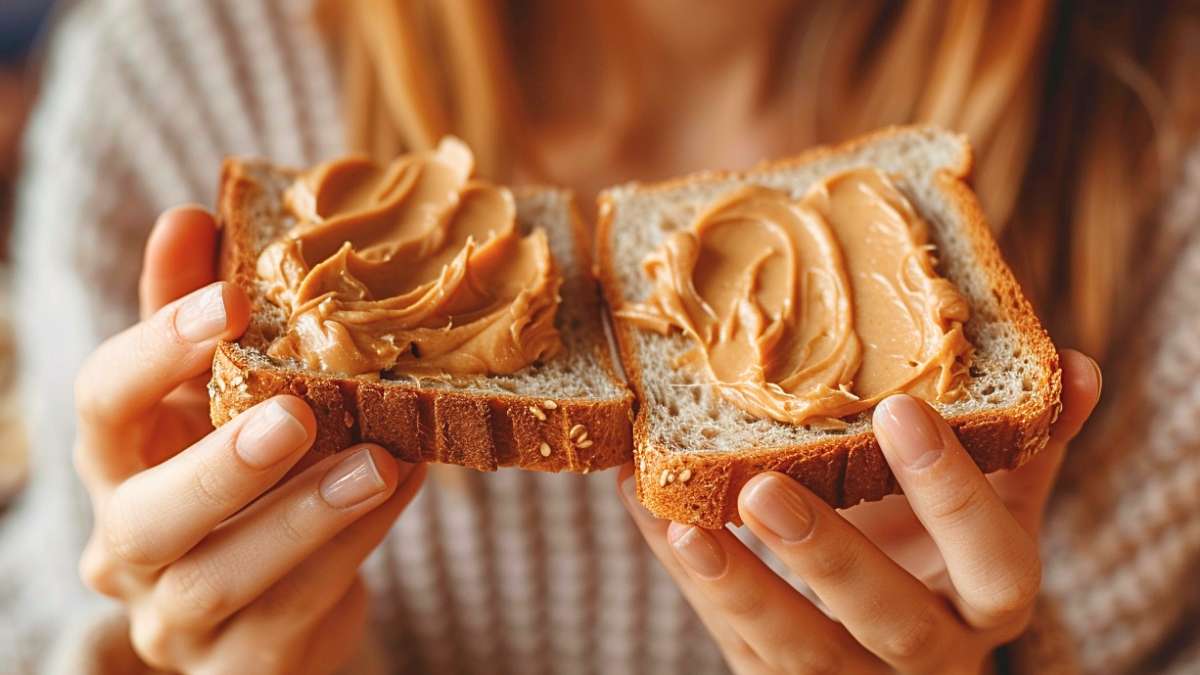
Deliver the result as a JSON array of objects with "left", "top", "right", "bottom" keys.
[{"left": 319, "top": 0, "right": 1200, "bottom": 361}]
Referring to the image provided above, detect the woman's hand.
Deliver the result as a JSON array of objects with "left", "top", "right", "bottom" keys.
[
  {"left": 620, "top": 350, "right": 1101, "bottom": 674},
  {"left": 74, "top": 207, "right": 425, "bottom": 674}
]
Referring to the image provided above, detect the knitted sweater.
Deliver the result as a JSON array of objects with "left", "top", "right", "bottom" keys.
[{"left": 4, "top": 1, "right": 1200, "bottom": 673}]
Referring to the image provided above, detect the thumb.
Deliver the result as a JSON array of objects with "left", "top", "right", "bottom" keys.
[
  {"left": 988, "top": 349, "right": 1102, "bottom": 527},
  {"left": 139, "top": 205, "right": 220, "bottom": 319}
]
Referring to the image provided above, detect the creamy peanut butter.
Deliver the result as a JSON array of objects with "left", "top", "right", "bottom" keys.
[
  {"left": 617, "top": 168, "right": 972, "bottom": 426},
  {"left": 258, "top": 137, "right": 563, "bottom": 377}
]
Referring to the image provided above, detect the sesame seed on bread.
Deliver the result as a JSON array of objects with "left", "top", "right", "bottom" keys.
[
  {"left": 208, "top": 158, "right": 634, "bottom": 473},
  {"left": 597, "top": 126, "right": 1062, "bottom": 528}
]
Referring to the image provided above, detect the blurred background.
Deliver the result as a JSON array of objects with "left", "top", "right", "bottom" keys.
[
  {"left": 0, "top": 2, "right": 1196, "bottom": 674},
  {"left": 0, "top": 0, "right": 53, "bottom": 510}
]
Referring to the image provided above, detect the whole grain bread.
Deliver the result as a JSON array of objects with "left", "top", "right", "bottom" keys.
[
  {"left": 209, "top": 158, "right": 633, "bottom": 473},
  {"left": 597, "top": 126, "right": 1062, "bottom": 528}
]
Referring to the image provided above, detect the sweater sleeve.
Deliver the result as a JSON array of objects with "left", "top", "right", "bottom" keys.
[
  {"left": 1015, "top": 143, "right": 1200, "bottom": 675},
  {"left": 2, "top": 0, "right": 343, "bottom": 670},
  {"left": 40, "top": 605, "right": 389, "bottom": 675},
  {"left": 2, "top": 0, "right": 237, "bottom": 671},
  {"left": 1, "top": 1, "right": 153, "bottom": 670}
]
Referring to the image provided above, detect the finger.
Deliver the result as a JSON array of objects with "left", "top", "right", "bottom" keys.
[
  {"left": 990, "top": 349, "right": 1103, "bottom": 526},
  {"left": 138, "top": 396, "right": 226, "bottom": 469},
  {"left": 140, "top": 206, "right": 220, "bottom": 319},
  {"left": 1049, "top": 349, "right": 1103, "bottom": 444},
  {"left": 300, "top": 579, "right": 371, "bottom": 675},
  {"left": 662, "top": 523, "right": 879, "bottom": 675},
  {"left": 93, "top": 396, "right": 316, "bottom": 572},
  {"left": 151, "top": 445, "right": 411, "bottom": 629},
  {"left": 614, "top": 472, "right": 776, "bottom": 675},
  {"left": 690, "top": 606, "right": 773, "bottom": 675},
  {"left": 232, "top": 463, "right": 424, "bottom": 632},
  {"left": 76, "top": 281, "right": 250, "bottom": 432},
  {"left": 617, "top": 470, "right": 879, "bottom": 675},
  {"left": 874, "top": 395, "right": 1041, "bottom": 630},
  {"left": 213, "top": 468, "right": 423, "bottom": 674},
  {"left": 210, "top": 579, "right": 371, "bottom": 675},
  {"left": 614, "top": 468, "right": 771, "bottom": 672},
  {"left": 739, "top": 472, "right": 971, "bottom": 673}
]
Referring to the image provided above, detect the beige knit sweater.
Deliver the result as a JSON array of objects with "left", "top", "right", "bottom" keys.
[{"left": 4, "top": 1, "right": 1199, "bottom": 674}]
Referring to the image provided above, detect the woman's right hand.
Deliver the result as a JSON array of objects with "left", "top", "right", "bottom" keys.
[{"left": 74, "top": 207, "right": 425, "bottom": 674}]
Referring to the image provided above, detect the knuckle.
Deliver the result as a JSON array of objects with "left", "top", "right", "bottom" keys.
[
  {"left": 79, "top": 539, "right": 121, "bottom": 597},
  {"left": 139, "top": 313, "right": 180, "bottom": 359},
  {"left": 156, "top": 558, "right": 234, "bottom": 625},
  {"left": 277, "top": 498, "right": 318, "bottom": 547},
  {"left": 719, "top": 586, "right": 768, "bottom": 619},
  {"left": 775, "top": 646, "right": 844, "bottom": 675},
  {"left": 257, "top": 569, "right": 353, "bottom": 624},
  {"left": 803, "top": 538, "right": 861, "bottom": 584},
  {"left": 877, "top": 610, "right": 941, "bottom": 663},
  {"left": 993, "top": 604, "right": 1036, "bottom": 643},
  {"left": 128, "top": 607, "right": 179, "bottom": 670},
  {"left": 974, "top": 564, "right": 1041, "bottom": 624},
  {"left": 130, "top": 319, "right": 181, "bottom": 383},
  {"left": 73, "top": 370, "right": 110, "bottom": 427},
  {"left": 252, "top": 572, "right": 307, "bottom": 618},
  {"left": 724, "top": 634, "right": 757, "bottom": 661},
  {"left": 102, "top": 505, "right": 159, "bottom": 568},
  {"left": 715, "top": 634, "right": 765, "bottom": 672},
  {"left": 925, "top": 485, "right": 987, "bottom": 525},
  {"left": 191, "top": 456, "right": 242, "bottom": 510}
]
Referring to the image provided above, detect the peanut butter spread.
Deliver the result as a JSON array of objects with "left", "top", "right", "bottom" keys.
[
  {"left": 618, "top": 168, "right": 972, "bottom": 426},
  {"left": 257, "top": 137, "right": 563, "bottom": 377}
]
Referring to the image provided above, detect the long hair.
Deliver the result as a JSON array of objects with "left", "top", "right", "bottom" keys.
[{"left": 318, "top": 0, "right": 1200, "bottom": 361}]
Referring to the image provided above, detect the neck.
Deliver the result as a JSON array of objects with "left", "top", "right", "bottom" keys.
[
  {"left": 618, "top": 0, "right": 787, "bottom": 105},
  {"left": 515, "top": 0, "right": 802, "bottom": 196},
  {"left": 620, "top": 0, "right": 787, "bottom": 62},
  {"left": 519, "top": 0, "right": 789, "bottom": 120}
]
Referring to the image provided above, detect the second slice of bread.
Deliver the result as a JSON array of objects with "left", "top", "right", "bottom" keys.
[
  {"left": 598, "top": 126, "right": 1061, "bottom": 527},
  {"left": 209, "top": 159, "right": 633, "bottom": 473}
]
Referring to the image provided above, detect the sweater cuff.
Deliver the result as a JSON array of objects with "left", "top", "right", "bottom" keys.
[{"left": 40, "top": 602, "right": 391, "bottom": 675}]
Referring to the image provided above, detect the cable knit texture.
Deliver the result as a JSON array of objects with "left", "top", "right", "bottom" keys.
[{"left": 3, "top": 1, "right": 1199, "bottom": 673}]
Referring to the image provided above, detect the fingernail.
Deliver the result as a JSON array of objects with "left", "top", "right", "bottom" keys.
[
  {"left": 874, "top": 395, "right": 945, "bottom": 470},
  {"left": 236, "top": 399, "right": 310, "bottom": 468},
  {"left": 668, "top": 522, "right": 726, "bottom": 579},
  {"left": 175, "top": 283, "right": 228, "bottom": 342},
  {"left": 621, "top": 474, "right": 656, "bottom": 521},
  {"left": 1089, "top": 357, "right": 1103, "bottom": 400},
  {"left": 320, "top": 447, "right": 387, "bottom": 508},
  {"left": 741, "top": 475, "right": 813, "bottom": 542}
]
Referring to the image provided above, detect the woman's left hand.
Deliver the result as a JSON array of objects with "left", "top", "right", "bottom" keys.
[{"left": 619, "top": 349, "right": 1101, "bottom": 674}]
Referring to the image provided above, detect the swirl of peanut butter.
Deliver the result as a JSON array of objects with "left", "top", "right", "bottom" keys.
[
  {"left": 257, "top": 137, "right": 563, "bottom": 378},
  {"left": 617, "top": 168, "right": 972, "bottom": 427}
]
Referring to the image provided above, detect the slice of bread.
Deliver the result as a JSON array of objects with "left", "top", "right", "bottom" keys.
[
  {"left": 209, "top": 158, "right": 633, "bottom": 473},
  {"left": 597, "top": 126, "right": 1062, "bottom": 527}
]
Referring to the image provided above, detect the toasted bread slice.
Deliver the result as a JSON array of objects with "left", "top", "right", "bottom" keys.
[
  {"left": 209, "top": 158, "right": 633, "bottom": 473},
  {"left": 597, "top": 126, "right": 1062, "bottom": 527}
]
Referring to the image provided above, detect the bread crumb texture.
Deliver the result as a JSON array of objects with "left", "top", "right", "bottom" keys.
[
  {"left": 210, "top": 165, "right": 633, "bottom": 474},
  {"left": 598, "top": 126, "right": 1061, "bottom": 526}
]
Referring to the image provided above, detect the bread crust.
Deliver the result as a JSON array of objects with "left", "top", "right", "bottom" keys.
[
  {"left": 597, "top": 125, "right": 1062, "bottom": 528},
  {"left": 210, "top": 159, "right": 634, "bottom": 473}
]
